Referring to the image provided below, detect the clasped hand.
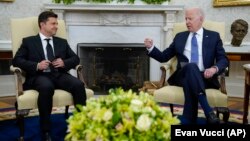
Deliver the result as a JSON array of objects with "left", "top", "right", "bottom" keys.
[
  {"left": 38, "top": 58, "right": 64, "bottom": 70},
  {"left": 204, "top": 67, "right": 217, "bottom": 79}
]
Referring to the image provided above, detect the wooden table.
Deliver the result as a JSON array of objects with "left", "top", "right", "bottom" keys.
[
  {"left": 0, "top": 51, "right": 12, "bottom": 60},
  {"left": 225, "top": 45, "right": 250, "bottom": 124}
]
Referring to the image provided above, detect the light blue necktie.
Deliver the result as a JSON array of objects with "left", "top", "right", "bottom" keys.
[{"left": 191, "top": 33, "right": 198, "bottom": 64}]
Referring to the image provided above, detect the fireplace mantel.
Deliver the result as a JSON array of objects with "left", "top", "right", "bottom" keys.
[
  {"left": 43, "top": 3, "right": 184, "bottom": 81},
  {"left": 44, "top": 3, "right": 184, "bottom": 47},
  {"left": 44, "top": 3, "right": 184, "bottom": 12}
]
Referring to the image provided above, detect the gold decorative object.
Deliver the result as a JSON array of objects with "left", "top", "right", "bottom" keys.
[
  {"left": 213, "top": 0, "right": 250, "bottom": 7},
  {"left": 0, "top": 0, "right": 15, "bottom": 2}
]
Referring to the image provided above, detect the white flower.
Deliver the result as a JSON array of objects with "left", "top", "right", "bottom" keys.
[
  {"left": 130, "top": 99, "right": 143, "bottom": 112},
  {"left": 102, "top": 109, "right": 113, "bottom": 121},
  {"left": 131, "top": 99, "right": 143, "bottom": 107},
  {"left": 142, "top": 106, "right": 156, "bottom": 117},
  {"left": 136, "top": 114, "right": 152, "bottom": 131}
]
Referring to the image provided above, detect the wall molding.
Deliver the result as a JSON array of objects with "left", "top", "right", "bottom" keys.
[{"left": 0, "top": 40, "right": 11, "bottom": 51}]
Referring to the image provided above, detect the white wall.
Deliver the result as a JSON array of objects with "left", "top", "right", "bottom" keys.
[
  {"left": 171, "top": 0, "right": 250, "bottom": 44},
  {"left": 1, "top": 0, "right": 250, "bottom": 43}
]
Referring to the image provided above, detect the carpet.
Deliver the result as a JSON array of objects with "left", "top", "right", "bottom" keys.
[
  {"left": 159, "top": 103, "right": 243, "bottom": 124},
  {"left": 0, "top": 105, "right": 243, "bottom": 141},
  {"left": 0, "top": 107, "right": 73, "bottom": 141}
]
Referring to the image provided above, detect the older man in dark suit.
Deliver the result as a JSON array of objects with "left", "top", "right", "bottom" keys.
[
  {"left": 12, "top": 11, "right": 86, "bottom": 141},
  {"left": 144, "top": 7, "right": 229, "bottom": 124}
]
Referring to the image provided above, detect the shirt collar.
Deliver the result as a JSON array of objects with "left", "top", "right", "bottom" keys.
[
  {"left": 39, "top": 32, "right": 53, "bottom": 41},
  {"left": 194, "top": 27, "right": 203, "bottom": 37}
]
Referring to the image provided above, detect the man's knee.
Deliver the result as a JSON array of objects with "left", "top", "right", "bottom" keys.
[
  {"left": 72, "top": 79, "right": 85, "bottom": 88},
  {"left": 37, "top": 83, "right": 54, "bottom": 92},
  {"left": 182, "top": 63, "right": 200, "bottom": 74},
  {"left": 184, "top": 63, "right": 199, "bottom": 70}
]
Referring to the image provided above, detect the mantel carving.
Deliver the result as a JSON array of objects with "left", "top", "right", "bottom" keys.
[{"left": 100, "top": 14, "right": 131, "bottom": 25}]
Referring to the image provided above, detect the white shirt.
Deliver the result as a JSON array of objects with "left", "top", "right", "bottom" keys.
[
  {"left": 183, "top": 28, "right": 205, "bottom": 71},
  {"left": 39, "top": 33, "right": 55, "bottom": 60},
  {"left": 39, "top": 33, "right": 55, "bottom": 72}
]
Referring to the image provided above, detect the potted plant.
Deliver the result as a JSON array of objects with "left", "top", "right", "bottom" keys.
[{"left": 65, "top": 88, "right": 179, "bottom": 141}]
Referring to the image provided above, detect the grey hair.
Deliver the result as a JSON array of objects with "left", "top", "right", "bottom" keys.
[
  {"left": 198, "top": 8, "right": 205, "bottom": 18},
  {"left": 185, "top": 7, "right": 205, "bottom": 18}
]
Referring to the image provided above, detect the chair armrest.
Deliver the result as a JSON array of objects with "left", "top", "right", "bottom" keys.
[
  {"left": 219, "top": 68, "right": 228, "bottom": 94},
  {"left": 76, "top": 64, "right": 88, "bottom": 88},
  {"left": 161, "top": 62, "right": 172, "bottom": 71},
  {"left": 10, "top": 65, "right": 24, "bottom": 96},
  {"left": 158, "top": 66, "right": 167, "bottom": 88},
  {"left": 243, "top": 64, "right": 250, "bottom": 72}
]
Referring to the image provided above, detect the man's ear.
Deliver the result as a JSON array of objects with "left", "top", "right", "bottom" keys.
[
  {"left": 200, "top": 16, "right": 204, "bottom": 22},
  {"left": 40, "top": 22, "right": 46, "bottom": 28}
]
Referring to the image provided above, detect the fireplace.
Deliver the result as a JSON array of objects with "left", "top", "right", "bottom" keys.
[
  {"left": 44, "top": 3, "right": 184, "bottom": 82},
  {"left": 78, "top": 43, "right": 149, "bottom": 92}
]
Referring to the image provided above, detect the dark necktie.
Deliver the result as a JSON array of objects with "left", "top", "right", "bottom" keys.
[
  {"left": 191, "top": 33, "right": 198, "bottom": 64},
  {"left": 45, "top": 38, "right": 55, "bottom": 62},
  {"left": 45, "top": 38, "right": 56, "bottom": 72}
]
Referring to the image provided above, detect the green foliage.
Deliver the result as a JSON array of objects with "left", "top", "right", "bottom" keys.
[
  {"left": 53, "top": 0, "right": 76, "bottom": 5},
  {"left": 52, "top": 0, "right": 170, "bottom": 5},
  {"left": 65, "top": 88, "right": 179, "bottom": 141}
]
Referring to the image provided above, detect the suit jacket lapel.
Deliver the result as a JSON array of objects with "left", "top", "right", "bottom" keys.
[
  {"left": 202, "top": 29, "right": 210, "bottom": 63},
  {"left": 35, "top": 34, "right": 45, "bottom": 59},
  {"left": 52, "top": 37, "right": 59, "bottom": 58},
  {"left": 180, "top": 31, "right": 189, "bottom": 55}
]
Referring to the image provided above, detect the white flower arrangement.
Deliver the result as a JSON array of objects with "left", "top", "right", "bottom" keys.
[{"left": 65, "top": 88, "right": 180, "bottom": 141}]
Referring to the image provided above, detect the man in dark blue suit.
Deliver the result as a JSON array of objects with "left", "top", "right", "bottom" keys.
[
  {"left": 12, "top": 11, "right": 86, "bottom": 140},
  {"left": 144, "top": 7, "right": 229, "bottom": 124}
]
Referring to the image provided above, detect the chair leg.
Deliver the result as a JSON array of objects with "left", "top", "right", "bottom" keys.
[
  {"left": 170, "top": 104, "right": 174, "bottom": 115},
  {"left": 16, "top": 114, "right": 24, "bottom": 141},
  {"left": 215, "top": 107, "right": 230, "bottom": 123},
  {"left": 16, "top": 109, "right": 30, "bottom": 141},
  {"left": 65, "top": 106, "right": 69, "bottom": 118}
]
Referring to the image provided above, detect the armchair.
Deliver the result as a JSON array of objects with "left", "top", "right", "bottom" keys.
[
  {"left": 10, "top": 17, "right": 94, "bottom": 140},
  {"left": 142, "top": 21, "right": 230, "bottom": 123}
]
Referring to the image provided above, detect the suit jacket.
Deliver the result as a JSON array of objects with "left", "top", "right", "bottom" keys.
[
  {"left": 148, "top": 28, "right": 229, "bottom": 88},
  {"left": 12, "top": 34, "right": 80, "bottom": 89}
]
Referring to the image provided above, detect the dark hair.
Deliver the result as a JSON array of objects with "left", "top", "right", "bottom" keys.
[
  {"left": 231, "top": 19, "right": 248, "bottom": 33},
  {"left": 38, "top": 11, "right": 58, "bottom": 28}
]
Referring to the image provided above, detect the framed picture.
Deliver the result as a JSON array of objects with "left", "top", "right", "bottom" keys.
[{"left": 213, "top": 0, "right": 250, "bottom": 7}]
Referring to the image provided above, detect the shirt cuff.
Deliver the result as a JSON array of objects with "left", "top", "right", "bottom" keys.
[
  {"left": 146, "top": 45, "right": 154, "bottom": 53},
  {"left": 212, "top": 66, "right": 219, "bottom": 73}
]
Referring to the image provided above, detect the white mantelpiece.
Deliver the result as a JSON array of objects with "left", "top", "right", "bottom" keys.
[
  {"left": 44, "top": 3, "right": 183, "bottom": 12},
  {"left": 44, "top": 3, "right": 184, "bottom": 81}
]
